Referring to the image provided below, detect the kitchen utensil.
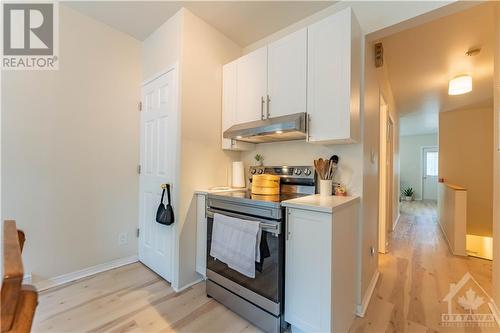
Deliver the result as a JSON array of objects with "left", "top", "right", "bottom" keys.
[{"left": 328, "top": 155, "right": 339, "bottom": 179}]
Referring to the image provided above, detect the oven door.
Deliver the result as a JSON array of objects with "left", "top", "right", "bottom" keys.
[{"left": 206, "top": 207, "right": 284, "bottom": 312}]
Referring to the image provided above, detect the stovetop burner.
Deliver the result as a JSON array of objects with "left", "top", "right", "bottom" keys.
[
  {"left": 207, "top": 165, "right": 316, "bottom": 214},
  {"left": 210, "top": 189, "right": 308, "bottom": 204}
]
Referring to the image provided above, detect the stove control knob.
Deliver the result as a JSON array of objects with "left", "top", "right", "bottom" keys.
[
  {"left": 257, "top": 169, "right": 264, "bottom": 174},
  {"left": 304, "top": 168, "right": 312, "bottom": 176},
  {"left": 250, "top": 169, "right": 256, "bottom": 175},
  {"left": 294, "top": 169, "right": 302, "bottom": 175}
]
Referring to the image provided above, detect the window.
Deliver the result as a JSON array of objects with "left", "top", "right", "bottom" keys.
[{"left": 425, "top": 151, "right": 438, "bottom": 176}]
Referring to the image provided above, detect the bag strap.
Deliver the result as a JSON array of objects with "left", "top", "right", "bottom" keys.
[
  {"left": 160, "top": 188, "right": 165, "bottom": 204},
  {"left": 166, "top": 184, "right": 172, "bottom": 205}
]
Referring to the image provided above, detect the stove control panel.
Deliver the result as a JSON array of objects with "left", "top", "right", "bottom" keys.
[{"left": 248, "top": 166, "right": 314, "bottom": 180}]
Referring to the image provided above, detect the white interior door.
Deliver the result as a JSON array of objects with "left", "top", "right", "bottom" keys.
[
  {"left": 422, "top": 147, "right": 438, "bottom": 201},
  {"left": 139, "top": 70, "right": 176, "bottom": 282}
]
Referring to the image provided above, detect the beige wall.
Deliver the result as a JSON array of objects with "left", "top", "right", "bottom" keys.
[
  {"left": 176, "top": 9, "right": 242, "bottom": 288},
  {"left": 361, "top": 40, "right": 381, "bottom": 300},
  {"left": 376, "top": 60, "right": 400, "bottom": 231},
  {"left": 439, "top": 107, "right": 494, "bottom": 237},
  {"left": 141, "top": 9, "right": 242, "bottom": 290},
  {"left": 493, "top": 2, "right": 500, "bottom": 309},
  {"left": 142, "top": 11, "right": 181, "bottom": 81},
  {"left": 1, "top": 5, "right": 142, "bottom": 282},
  {"left": 400, "top": 134, "right": 438, "bottom": 200}
]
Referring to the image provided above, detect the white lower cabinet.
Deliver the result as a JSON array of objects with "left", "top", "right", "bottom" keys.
[
  {"left": 195, "top": 193, "right": 207, "bottom": 277},
  {"left": 285, "top": 204, "right": 358, "bottom": 333}
]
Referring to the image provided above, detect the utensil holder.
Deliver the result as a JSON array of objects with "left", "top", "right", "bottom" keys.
[{"left": 319, "top": 179, "right": 333, "bottom": 197}]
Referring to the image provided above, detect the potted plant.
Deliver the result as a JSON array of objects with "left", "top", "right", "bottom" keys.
[
  {"left": 402, "top": 187, "right": 414, "bottom": 201},
  {"left": 254, "top": 154, "right": 264, "bottom": 166}
]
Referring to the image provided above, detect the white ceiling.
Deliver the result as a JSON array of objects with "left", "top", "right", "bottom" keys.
[
  {"left": 63, "top": 1, "right": 334, "bottom": 46},
  {"left": 381, "top": 3, "right": 495, "bottom": 136}
]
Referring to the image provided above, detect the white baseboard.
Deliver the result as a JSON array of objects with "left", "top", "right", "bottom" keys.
[
  {"left": 30, "top": 255, "right": 138, "bottom": 291},
  {"left": 393, "top": 214, "right": 401, "bottom": 231},
  {"left": 173, "top": 277, "right": 203, "bottom": 293},
  {"left": 356, "top": 270, "right": 380, "bottom": 317},
  {"left": 23, "top": 273, "right": 32, "bottom": 284}
]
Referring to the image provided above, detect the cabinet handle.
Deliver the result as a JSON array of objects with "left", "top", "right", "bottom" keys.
[
  {"left": 266, "top": 95, "right": 271, "bottom": 119},
  {"left": 261, "top": 96, "right": 265, "bottom": 120},
  {"left": 286, "top": 213, "right": 290, "bottom": 240},
  {"left": 307, "top": 114, "right": 311, "bottom": 140}
]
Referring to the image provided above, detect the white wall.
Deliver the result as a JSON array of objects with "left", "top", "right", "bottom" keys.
[
  {"left": 241, "top": 142, "right": 362, "bottom": 195},
  {"left": 400, "top": 134, "right": 438, "bottom": 200},
  {"left": 244, "top": 1, "right": 455, "bottom": 53},
  {"left": 1, "top": 5, "right": 142, "bottom": 282}
]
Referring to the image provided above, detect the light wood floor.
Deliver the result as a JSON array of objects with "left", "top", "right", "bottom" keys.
[
  {"left": 32, "top": 263, "right": 261, "bottom": 333},
  {"left": 33, "top": 200, "right": 497, "bottom": 333},
  {"left": 350, "top": 200, "right": 498, "bottom": 333}
]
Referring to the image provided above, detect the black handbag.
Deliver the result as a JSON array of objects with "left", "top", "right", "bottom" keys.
[{"left": 156, "top": 184, "right": 174, "bottom": 225}]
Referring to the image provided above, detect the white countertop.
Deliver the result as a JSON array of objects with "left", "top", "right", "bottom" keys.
[
  {"left": 194, "top": 187, "right": 245, "bottom": 195},
  {"left": 282, "top": 194, "right": 360, "bottom": 213}
]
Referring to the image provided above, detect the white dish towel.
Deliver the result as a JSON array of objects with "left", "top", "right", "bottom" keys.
[{"left": 210, "top": 213, "right": 262, "bottom": 278}]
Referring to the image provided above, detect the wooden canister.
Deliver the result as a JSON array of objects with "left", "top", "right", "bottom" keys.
[{"left": 251, "top": 174, "right": 280, "bottom": 195}]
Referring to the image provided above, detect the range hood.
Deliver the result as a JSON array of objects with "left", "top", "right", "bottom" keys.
[{"left": 223, "top": 112, "right": 307, "bottom": 144}]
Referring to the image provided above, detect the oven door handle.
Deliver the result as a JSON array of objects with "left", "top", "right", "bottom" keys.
[{"left": 206, "top": 208, "right": 281, "bottom": 235}]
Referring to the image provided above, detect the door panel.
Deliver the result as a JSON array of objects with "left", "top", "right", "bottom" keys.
[
  {"left": 139, "top": 70, "right": 176, "bottom": 282},
  {"left": 236, "top": 47, "right": 267, "bottom": 124},
  {"left": 423, "top": 147, "right": 438, "bottom": 201},
  {"left": 268, "top": 28, "right": 307, "bottom": 118}
]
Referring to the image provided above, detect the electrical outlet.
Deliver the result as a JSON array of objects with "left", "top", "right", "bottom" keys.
[{"left": 118, "top": 233, "right": 128, "bottom": 246}]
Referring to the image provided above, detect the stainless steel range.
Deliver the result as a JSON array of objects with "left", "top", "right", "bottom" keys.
[{"left": 206, "top": 166, "right": 315, "bottom": 333}]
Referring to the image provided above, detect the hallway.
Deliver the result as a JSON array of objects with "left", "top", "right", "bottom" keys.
[{"left": 351, "top": 201, "right": 497, "bottom": 332}]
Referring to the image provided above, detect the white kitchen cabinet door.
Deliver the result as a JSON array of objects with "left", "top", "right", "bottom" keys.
[
  {"left": 307, "top": 7, "right": 361, "bottom": 144},
  {"left": 285, "top": 208, "right": 332, "bottom": 332},
  {"left": 268, "top": 28, "right": 307, "bottom": 118},
  {"left": 236, "top": 47, "right": 268, "bottom": 124},
  {"left": 222, "top": 61, "right": 254, "bottom": 151},
  {"left": 195, "top": 194, "right": 207, "bottom": 277}
]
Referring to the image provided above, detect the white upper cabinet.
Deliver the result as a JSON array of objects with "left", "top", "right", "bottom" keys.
[
  {"left": 222, "top": 61, "right": 254, "bottom": 151},
  {"left": 222, "top": 7, "right": 361, "bottom": 146},
  {"left": 236, "top": 47, "right": 268, "bottom": 124},
  {"left": 267, "top": 28, "right": 307, "bottom": 118},
  {"left": 307, "top": 7, "right": 361, "bottom": 144}
]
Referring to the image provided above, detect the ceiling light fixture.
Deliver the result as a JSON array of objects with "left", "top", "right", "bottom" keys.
[
  {"left": 275, "top": 130, "right": 283, "bottom": 134},
  {"left": 448, "top": 75, "right": 472, "bottom": 95}
]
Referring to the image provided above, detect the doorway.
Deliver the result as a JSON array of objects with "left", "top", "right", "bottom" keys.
[
  {"left": 378, "top": 95, "right": 394, "bottom": 254},
  {"left": 138, "top": 69, "right": 177, "bottom": 282},
  {"left": 422, "top": 146, "right": 438, "bottom": 201}
]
